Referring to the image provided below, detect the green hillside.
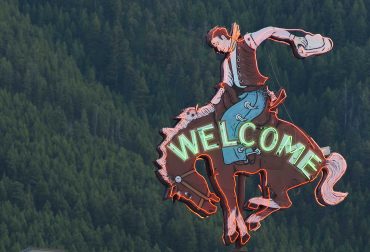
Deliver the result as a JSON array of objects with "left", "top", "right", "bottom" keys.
[{"left": 0, "top": 0, "right": 368, "bottom": 251}]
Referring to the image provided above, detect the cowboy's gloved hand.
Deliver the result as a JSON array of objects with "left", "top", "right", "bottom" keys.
[
  {"left": 293, "top": 36, "right": 308, "bottom": 49},
  {"left": 211, "top": 84, "right": 226, "bottom": 104}
]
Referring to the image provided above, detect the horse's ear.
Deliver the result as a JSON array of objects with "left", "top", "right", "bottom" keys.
[
  {"left": 163, "top": 186, "right": 177, "bottom": 200},
  {"left": 163, "top": 187, "right": 172, "bottom": 200},
  {"left": 195, "top": 104, "right": 199, "bottom": 112}
]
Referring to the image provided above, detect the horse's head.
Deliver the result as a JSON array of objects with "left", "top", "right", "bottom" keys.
[
  {"left": 156, "top": 155, "right": 219, "bottom": 218},
  {"left": 156, "top": 104, "right": 220, "bottom": 217}
]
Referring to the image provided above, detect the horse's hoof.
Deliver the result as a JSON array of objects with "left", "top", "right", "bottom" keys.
[
  {"left": 209, "top": 192, "right": 220, "bottom": 203},
  {"left": 246, "top": 213, "right": 262, "bottom": 225},
  {"left": 202, "top": 200, "right": 217, "bottom": 215},
  {"left": 248, "top": 222, "right": 261, "bottom": 231},
  {"left": 245, "top": 202, "right": 259, "bottom": 210},
  {"left": 223, "top": 232, "right": 239, "bottom": 245},
  {"left": 240, "top": 233, "right": 251, "bottom": 245}
]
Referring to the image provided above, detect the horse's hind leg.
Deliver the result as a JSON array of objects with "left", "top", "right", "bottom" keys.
[
  {"left": 245, "top": 170, "right": 270, "bottom": 210},
  {"left": 246, "top": 207, "right": 280, "bottom": 231},
  {"left": 247, "top": 196, "right": 280, "bottom": 209},
  {"left": 211, "top": 167, "right": 250, "bottom": 245},
  {"left": 246, "top": 183, "right": 293, "bottom": 231},
  {"left": 245, "top": 192, "right": 288, "bottom": 231}
]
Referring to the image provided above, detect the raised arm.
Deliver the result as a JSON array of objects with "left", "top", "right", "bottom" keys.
[
  {"left": 244, "top": 26, "right": 298, "bottom": 49},
  {"left": 244, "top": 26, "right": 333, "bottom": 58}
]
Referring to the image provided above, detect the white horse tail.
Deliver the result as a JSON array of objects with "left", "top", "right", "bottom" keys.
[{"left": 315, "top": 152, "right": 348, "bottom": 206}]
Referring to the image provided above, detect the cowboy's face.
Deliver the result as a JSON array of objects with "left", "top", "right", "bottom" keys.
[{"left": 211, "top": 35, "right": 231, "bottom": 53}]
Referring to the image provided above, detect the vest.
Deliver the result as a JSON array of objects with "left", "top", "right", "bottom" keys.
[{"left": 231, "top": 40, "right": 268, "bottom": 93}]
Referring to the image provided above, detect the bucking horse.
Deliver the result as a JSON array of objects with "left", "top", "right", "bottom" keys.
[{"left": 155, "top": 84, "right": 348, "bottom": 246}]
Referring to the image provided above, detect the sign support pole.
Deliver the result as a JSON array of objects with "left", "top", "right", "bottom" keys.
[{"left": 234, "top": 174, "right": 248, "bottom": 251}]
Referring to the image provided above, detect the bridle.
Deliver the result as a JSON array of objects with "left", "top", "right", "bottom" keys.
[{"left": 174, "top": 169, "right": 212, "bottom": 209}]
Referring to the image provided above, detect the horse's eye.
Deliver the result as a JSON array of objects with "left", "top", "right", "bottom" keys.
[
  {"left": 185, "top": 192, "right": 192, "bottom": 199},
  {"left": 191, "top": 113, "right": 195, "bottom": 117}
]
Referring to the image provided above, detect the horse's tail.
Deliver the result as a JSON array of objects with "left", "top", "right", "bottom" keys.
[{"left": 315, "top": 152, "right": 348, "bottom": 206}]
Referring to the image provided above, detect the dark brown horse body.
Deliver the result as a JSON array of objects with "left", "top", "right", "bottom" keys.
[{"left": 156, "top": 86, "right": 347, "bottom": 246}]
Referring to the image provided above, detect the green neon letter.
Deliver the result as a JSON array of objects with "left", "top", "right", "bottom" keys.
[
  {"left": 297, "top": 150, "right": 322, "bottom": 179},
  {"left": 259, "top": 127, "right": 279, "bottom": 152},
  {"left": 238, "top": 122, "right": 256, "bottom": 148},
  {"left": 275, "top": 134, "right": 306, "bottom": 165},
  {"left": 219, "top": 121, "right": 237, "bottom": 147},
  {"left": 168, "top": 130, "right": 199, "bottom": 161},
  {"left": 197, "top": 124, "right": 219, "bottom": 151}
]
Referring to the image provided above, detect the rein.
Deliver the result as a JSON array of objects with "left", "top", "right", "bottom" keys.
[{"left": 175, "top": 169, "right": 211, "bottom": 208}]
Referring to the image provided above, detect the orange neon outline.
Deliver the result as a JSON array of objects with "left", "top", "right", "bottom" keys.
[
  {"left": 160, "top": 102, "right": 331, "bottom": 245},
  {"left": 160, "top": 106, "right": 333, "bottom": 246},
  {"left": 172, "top": 131, "right": 325, "bottom": 242},
  {"left": 314, "top": 169, "right": 326, "bottom": 207},
  {"left": 158, "top": 27, "right": 340, "bottom": 245}
]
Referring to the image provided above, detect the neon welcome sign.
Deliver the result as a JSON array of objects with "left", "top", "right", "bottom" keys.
[
  {"left": 168, "top": 121, "right": 321, "bottom": 179},
  {"left": 156, "top": 23, "right": 348, "bottom": 247}
]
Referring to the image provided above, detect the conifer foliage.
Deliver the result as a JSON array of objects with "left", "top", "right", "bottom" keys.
[{"left": 0, "top": 0, "right": 368, "bottom": 251}]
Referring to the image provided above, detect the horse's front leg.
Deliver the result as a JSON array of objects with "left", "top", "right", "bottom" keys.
[{"left": 211, "top": 167, "right": 250, "bottom": 245}]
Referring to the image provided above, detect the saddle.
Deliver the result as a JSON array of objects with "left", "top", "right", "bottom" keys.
[
  {"left": 214, "top": 83, "right": 239, "bottom": 121},
  {"left": 214, "top": 83, "right": 287, "bottom": 121}
]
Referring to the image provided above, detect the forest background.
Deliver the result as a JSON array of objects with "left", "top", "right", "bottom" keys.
[{"left": 0, "top": 0, "right": 368, "bottom": 251}]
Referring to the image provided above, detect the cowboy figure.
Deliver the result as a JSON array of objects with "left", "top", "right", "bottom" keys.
[{"left": 206, "top": 24, "right": 333, "bottom": 164}]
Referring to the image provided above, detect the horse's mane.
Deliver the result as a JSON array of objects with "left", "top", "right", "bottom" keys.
[{"left": 156, "top": 87, "right": 225, "bottom": 185}]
